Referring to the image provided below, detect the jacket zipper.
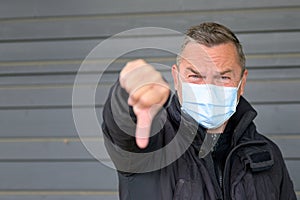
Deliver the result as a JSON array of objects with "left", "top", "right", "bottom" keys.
[{"left": 217, "top": 164, "right": 223, "bottom": 189}]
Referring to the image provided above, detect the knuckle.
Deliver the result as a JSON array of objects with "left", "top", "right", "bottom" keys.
[
  {"left": 128, "top": 59, "right": 146, "bottom": 66},
  {"left": 139, "top": 94, "right": 151, "bottom": 107},
  {"left": 130, "top": 91, "right": 139, "bottom": 101}
]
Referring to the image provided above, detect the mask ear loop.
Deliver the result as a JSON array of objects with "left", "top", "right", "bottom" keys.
[
  {"left": 236, "top": 79, "right": 243, "bottom": 106},
  {"left": 236, "top": 78, "right": 243, "bottom": 91}
]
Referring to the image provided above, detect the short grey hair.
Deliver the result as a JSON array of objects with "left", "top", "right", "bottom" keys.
[{"left": 177, "top": 22, "right": 246, "bottom": 76}]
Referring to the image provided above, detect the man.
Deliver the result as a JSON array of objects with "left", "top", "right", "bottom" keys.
[{"left": 102, "top": 22, "right": 296, "bottom": 199}]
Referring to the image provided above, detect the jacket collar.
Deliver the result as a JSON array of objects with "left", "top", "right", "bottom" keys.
[{"left": 230, "top": 96, "right": 258, "bottom": 145}]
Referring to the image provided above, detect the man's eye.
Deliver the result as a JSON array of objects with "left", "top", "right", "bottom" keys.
[
  {"left": 215, "top": 76, "right": 231, "bottom": 84},
  {"left": 221, "top": 76, "right": 230, "bottom": 80},
  {"left": 188, "top": 74, "right": 202, "bottom": 79}
]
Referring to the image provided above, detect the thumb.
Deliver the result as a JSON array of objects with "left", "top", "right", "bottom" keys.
[{"left": 135, "top": 107, "right": 152, "bottom": 149}]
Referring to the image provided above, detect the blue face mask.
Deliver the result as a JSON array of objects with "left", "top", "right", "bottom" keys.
[{"left": 181, "top": 81, "right": 241, "bottom": 129}]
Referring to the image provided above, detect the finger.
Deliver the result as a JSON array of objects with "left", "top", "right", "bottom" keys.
[
  {"left": 130, "top": 80, "right": 168, "bottom": 102},
  {"left": 120, "top": 60, "right": 151, "bottom": 90},
  {"left": 123, "top": 66, "right": 154, "bottom": 93},
  {"left": 128, "top": 84, "right": 150, "bottom": 106},
  {"left": 120, "top": 59, "right": 147, "bottom": 87},
  {"left": 134, "top": 85, "right": 169, "bottom": 108},
  {"left": 135, "top": 107, "right": 152, "bottom": 149},
  {"left": 120, "top": 59, "right": 147, "bottom": 79}
]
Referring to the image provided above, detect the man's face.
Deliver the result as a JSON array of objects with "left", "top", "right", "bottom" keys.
[{"left": 172, "top": 42, "right": 248, "bottom": 103}]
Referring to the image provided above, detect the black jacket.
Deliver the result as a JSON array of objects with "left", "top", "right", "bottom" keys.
[{"left": 102, "top": 81, "right": 297, "bottom": 200}]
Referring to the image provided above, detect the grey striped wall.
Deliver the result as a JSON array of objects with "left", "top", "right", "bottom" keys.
[{"left": 0, "top": 0, "right": 299, "bottom": 199}]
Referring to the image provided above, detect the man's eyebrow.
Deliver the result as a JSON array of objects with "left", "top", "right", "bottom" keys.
[
  {"left": 219, "top": 69, "right": 233, "bottom": 75},
  {"left": 185, "top": 67, "right": 201, "bottom": 74}
]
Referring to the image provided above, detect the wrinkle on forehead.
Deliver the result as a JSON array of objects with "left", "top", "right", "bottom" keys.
[{"left": 179, "top": 42, "right": 241, "bottom": 77}]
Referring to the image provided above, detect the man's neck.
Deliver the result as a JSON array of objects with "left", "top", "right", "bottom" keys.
[{"left": 206, "top": 121, "right": 228, "bottom": 134}]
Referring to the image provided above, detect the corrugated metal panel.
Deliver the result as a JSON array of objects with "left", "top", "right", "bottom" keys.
[{"left": 0, "top": 0, "right": 299, "bottom": 199}]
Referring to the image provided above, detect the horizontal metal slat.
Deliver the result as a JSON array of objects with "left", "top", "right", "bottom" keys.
[
  {"left": 1, "top": 0, "right": 300, "bottom": 19},
  {"left": 0, "top": 32, "right": 300, "bottom": 61},
  {"left": 1, "top": 8, "right": 300, "bottom": 40},
  {"left": 0, "top": 162, "right": 118, "bottom": 190}
]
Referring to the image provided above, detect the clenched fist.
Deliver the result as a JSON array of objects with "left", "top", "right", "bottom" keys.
[{"left": 119, "top": 59, "right": 170, "bottom": 148}]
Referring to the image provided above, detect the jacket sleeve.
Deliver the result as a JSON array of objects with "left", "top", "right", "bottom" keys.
[
  {"left": 271, "top": 141, "right": 297, "bottom": 200},
  {"left": 102, "top": 80, "right": 138, "bottom": 152},
  {"left": 278, "top": 151, "right": 297, "bottom": 199}
]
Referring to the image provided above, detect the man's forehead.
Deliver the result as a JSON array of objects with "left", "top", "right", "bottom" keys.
[
  {"left": 179, "top": 42, "right": 241, "bottom": 74},
  {"left": 180, "top": 55, "right": 223, "bottom": 73},
  {"left": 180, "top": 43, "right": 216, "bottom": 65}
]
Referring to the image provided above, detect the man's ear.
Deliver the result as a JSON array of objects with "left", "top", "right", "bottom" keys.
[
  {"left": 172, "top": 64, "right": 179, "bottom": 90},
  {"left": 239, "top": 69, "right": 248, "bottom": 96}
]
